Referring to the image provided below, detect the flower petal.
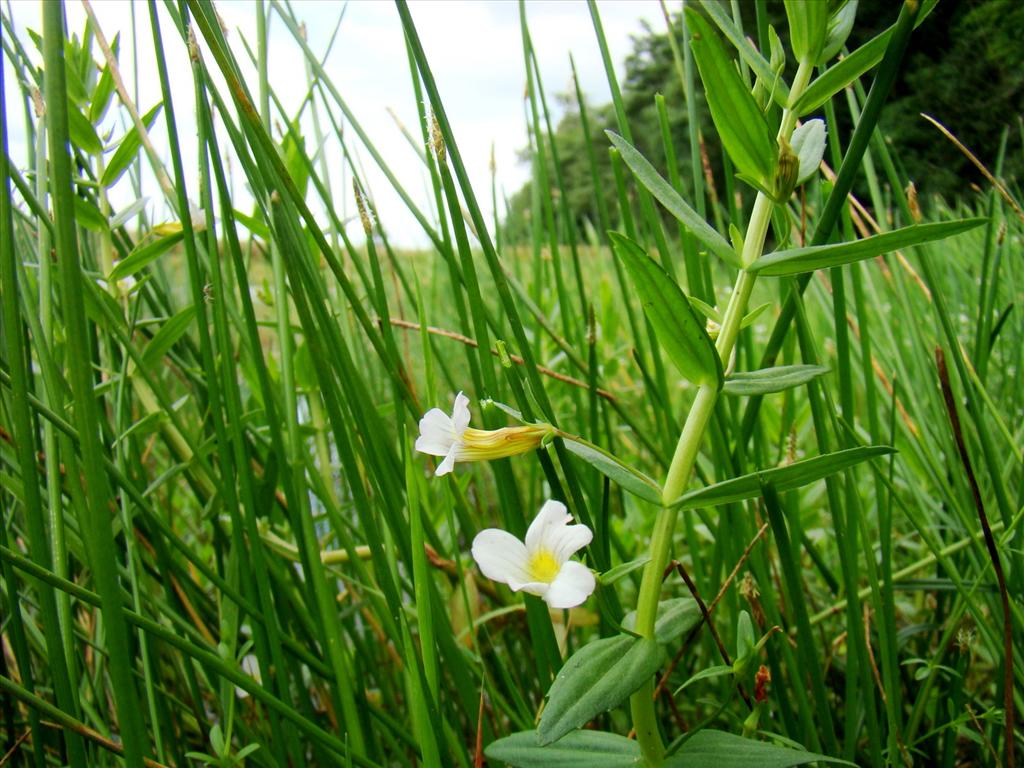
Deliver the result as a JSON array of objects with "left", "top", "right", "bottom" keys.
[
  {"left": 416, "top": 408, "right": 455, "bottom": 456},
  {"left": 550, "top": 523, "right": 593, "bottom": 564},
  {"left": 507, "top": 579, "right": 550, "bottom": 598},
  {"left": 472, "top": 529, "right": 530, "bottom": 584},
  {"left": 451, "top": 391, "right": 471, "bottom": 434},
  {"left": 524, "top": 499, "right": 571, "bottom": 552},
  {"left": 435, "top": 443, "right": 459, "bottom": 476},
  {"left": 525, "top": 499, "right": 592, "bottom": 563},
  {"left": 543, "top": 560, "right": 596, "bottom": 609}
]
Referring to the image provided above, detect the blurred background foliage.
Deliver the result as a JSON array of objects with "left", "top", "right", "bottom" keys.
[{"left": 503, "top": 0, "right": 1024, "bottom": 244}]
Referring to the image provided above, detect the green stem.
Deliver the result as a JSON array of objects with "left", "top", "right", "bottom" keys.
[{"left": 628, "top": 54, "right": 815, "bottom": 767}]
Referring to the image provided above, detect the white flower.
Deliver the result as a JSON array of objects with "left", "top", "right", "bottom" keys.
[
  {"left": 415, "top": 392, "right": 551, "bottom": 476},
  {"left": 471, "top": 500, "right": 595, "bottom": 609},
  {"left": 235, "top": 654, "right": 262, "bottom": 699}
]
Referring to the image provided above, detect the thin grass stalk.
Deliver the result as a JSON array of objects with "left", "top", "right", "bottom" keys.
[
  {"left": 27, "top": 82, "right": 77, "bottom": 686},
  {"left": 519, "top": 5, "right": 574, "bottom": 347},
  {"left": 41, "top": 3, "right": 149, "bottom": 761},
  {"left": 0, "top": 75, "right": 55, "bottom": 752},
  {"left": 188, "top": 50, "right": 299, "bottom": 768},
  {"left": 869, "top": 113, "right": 1022, "bottom": 593},
  {"left": 0, "top": 542, "right": 378, "bottom": 765},
  {"left": 527, "top": 50, "right": 585, "bottom": 311},
  {"left": 791, "top": 290, "right": 872, "bottom": 759},
  {"left": 973, "top": 133, "right": 1009, "bottom": 382}
]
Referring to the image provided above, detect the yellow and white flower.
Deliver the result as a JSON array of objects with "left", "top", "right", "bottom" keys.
[
  {"left": 471, "top": 500, "right": 595, "bottom": 609},
  {"left": 415, "top": 391, "right": 551, "bottom": 476}
]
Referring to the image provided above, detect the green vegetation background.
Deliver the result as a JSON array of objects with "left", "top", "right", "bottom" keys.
[{"left": 504, "top": 0, "right": 1024, "bottom": 243}]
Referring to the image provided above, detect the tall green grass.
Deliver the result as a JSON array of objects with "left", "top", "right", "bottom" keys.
[{"left": 0, "top": 1, "right": 1020, "bottom": 766}]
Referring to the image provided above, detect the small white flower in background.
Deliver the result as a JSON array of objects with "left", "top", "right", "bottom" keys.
[
  {"left": 415, "top": 391, "right": 552, "bottom": 476},
  {"left": 235, "top": 654, "right": 262, "bottom": 699},
  {"left": 471, "top": 499, "right": 595, "bottom": 609}
]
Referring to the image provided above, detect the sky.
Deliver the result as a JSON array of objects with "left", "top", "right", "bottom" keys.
[{"left": 5, "top": 0, "right": 666, "bottom": 249}]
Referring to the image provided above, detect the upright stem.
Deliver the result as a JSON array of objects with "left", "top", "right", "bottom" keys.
[{"left": 629, "top": 55, "right": 814, "bottom": 767}]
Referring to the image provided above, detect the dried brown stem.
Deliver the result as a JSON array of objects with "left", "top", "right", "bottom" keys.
[{"left": 388, "top": 318, "right": 617, "bottom": 402}]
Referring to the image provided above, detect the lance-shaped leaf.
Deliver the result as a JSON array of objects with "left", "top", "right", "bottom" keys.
[
  {"left": 141, "top": 304, "right": 197, "bottom": 369},
  {"left": 561, "top": 434, "right": 662, "bottom": 504},
  {"left": 486, "top": 730, "right": 640, "bottom": 768},
  {"left": 785, "top": 0, "right": 829, "bottom": 64},
  {"left": 609, "top": 232, "right": 722, "bottom": 389},
  {"left": 723, "top": 365, "right": 829, "bottom": 396},
  {"left": 749, "top": 219, "right": 986, "bottom": 276},
  {"left": 607, "top": 131, "right": 738, "bottom": 267},
  {"left": 73, "top": 197, "right": 107, "bottom": 232},
  {"left": 686, "top": 8, "right": 777, "bottom": 188},
  {"left": 622, "top": 598, "right": 701, "bottom": 644},
  {"left": 68, "top": 105, "right": 102, "bottom": 155},
  {"left": 671, "top": 446, "right": 894, "bottom": 510},
  {"left": 598, "top": 557, "right": 650, "bottom": 586},
  {"left": 538, "top": 634, "right": 665, "bottom": 745},
  {"left": 664, "top": 729, "right": 857, "bottom": 767},
  {"left": 698, "top": 0, "right": 790, "bottom": 109},
  {"left": 819, "top": 0, "right": 858, "bottom": 64},
  {"left": 101, "top": 103, "right": 163, "bottom": 188},
  {"left": 109, "top": 232, "right": 185, "bottom": 282}
]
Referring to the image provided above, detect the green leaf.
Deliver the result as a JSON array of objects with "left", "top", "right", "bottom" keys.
[
  {"left": 673, "top": 665, "right": 734, "bottom": 695},
  {"left": 697, "top": 1, "right": 790, "bottom": 109},
  {"left": 723, "top": 365, "right": 829, "bottom": 396},
  {"left": 68, "top": 105, "right": 102, "bottom": 155},
  {"left": 749, "top": 219, "right": 986, "bottom": 276},
  {"left": 819, "top": 0, "right": 858, "bottom": 64},
  {"left": 100, "top": 103, "right": 162, "bottom": 188},
  {"left": 485, "top": 730, "right": 641, "bottom": 768},
  {"left": 687, "top": 8, "right": 777, "bottom": 187},
  {"left": 666, "top": 729, "right": 856, "bottom": 767},
  {"left": 794, "top": 30, "right": 887, "bottom": 115},
  {"left": 606, "top": 132, "right": 737, "bottom": 267},
  {"left": 671, "top": 446, "right": 895, "bottom": 510},
  {"left": 233, "top": 208, "right": 270, "bottom": 241},
  {"left": 608, "top": 232, "right": 722, "bottom": 389},
  {"left": 538, "top": 635, "right": 665, "bottom": 745},
  {"left": 622, "top": 598, "right": 701, "bottom": 645},
  {"left": 687, "top": 295, "right": 721, "bottom": 323},
  {"left": 89, "top": 33, "right": 119, "bottom": 123},
  {"left": 561, "top": 434, "right": 662, "bottom": 505},
  {"left": 735, "top": 610, "right": 755, "bottom": 661},
  {"left": 73, "top": 197, "right": 107, "bottom": 232},
  {"left": 61, "top": 39, "right": 90, "bottom": 107},
  {"left": 141, "top": 304, "right": 197, "bottom": 369},
  {"left": 741, "top": 302, "right": 771, "bottom": 329},
  {"left": 281, "top": 123, "right": 309, "bottom": 200},
  {"left": 108, "top": 197, "right": 148, "bottom": 231},
  {"left": 784, "top": 0, "right": 828, "bottom": 64},
  {"left": 598, "top": 557, "right": 650, "bottom": 586},
  {"left": 235, "top": 744, "right": 261, "bottom": 761},
  {"left": 109, "top": 232, "right": 184, "bottom": 282}
]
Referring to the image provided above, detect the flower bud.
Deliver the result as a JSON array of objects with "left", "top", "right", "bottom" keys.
[{"left": 773, "top": 136, "right": 800, "bottom": 201}]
